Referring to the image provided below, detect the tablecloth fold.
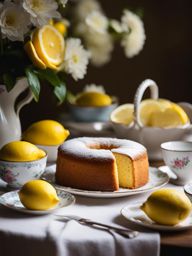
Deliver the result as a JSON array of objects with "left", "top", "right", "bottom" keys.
[{"left": 47, "top": 219, "right": 160, "bottom": 256}]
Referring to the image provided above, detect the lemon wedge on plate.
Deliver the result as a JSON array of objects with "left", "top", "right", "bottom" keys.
[
  {"left": 0, "top": 141, "right": 46, "bottom": 162},
  {"left": 110, "top": 104, "right": 134, "bottom": 125},
  {"left": 19, "top": 180, "right": 59, "bottom": 210},
  {"left": 76, "top": 92, "right": 112, "bottom": 107},
  {"left": 141, "top": 188, "right": 192, "bottom": 225},
  {"left": 23, "top": 120, "right": 70, "bottom": 146}
]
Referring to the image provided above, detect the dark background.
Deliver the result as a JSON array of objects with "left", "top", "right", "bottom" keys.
[{"left": 20, "top": 0, "right": 192, "bottom": 129}]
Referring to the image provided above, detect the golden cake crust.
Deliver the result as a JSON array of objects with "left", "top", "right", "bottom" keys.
[{"left": 55, "top": 137, "right": 149, "bottom": 191}]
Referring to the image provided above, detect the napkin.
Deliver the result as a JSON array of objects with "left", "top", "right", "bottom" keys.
[{"left": 47, "top": 219, "right": 160, "bottom": 256}]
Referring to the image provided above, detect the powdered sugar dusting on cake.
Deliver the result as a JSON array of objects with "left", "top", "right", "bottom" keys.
[
  {"left": 59, "top": 137, "right": 115, "bottom": 161},
  {"left": 59, "top": 137, "right": 147, "bottom": 160}
]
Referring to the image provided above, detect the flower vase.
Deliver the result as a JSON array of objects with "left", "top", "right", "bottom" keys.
[{"left": 0, "top": 77, "right": 33, "bottom": 148}]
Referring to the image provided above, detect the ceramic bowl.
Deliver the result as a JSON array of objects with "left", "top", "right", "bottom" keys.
[
  {"left": 184, "top": 183, "right": 192, "bottom": 203},
  {"left": 161, "top": 141, "right": 192, "bottom": 185},
  {"left": 110, "top": 79, "right": 192, "bottom": 160},
  {"left": 36, "top": 144, "right": 59, "bottom": 163},
  {"left": 0, "top": 154, "right": 47, "bottom": 188},
  {"left": 68, "top": 97, "right": 118, "bottom": 122}
]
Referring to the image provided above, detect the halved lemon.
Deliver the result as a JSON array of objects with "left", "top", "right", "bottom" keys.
[
  {"left": 24, "top": 41, "right": 46, "bottom": 69},
  {"left": 110, "top": 104, "right": 134, "bottom": 125},
  {"left": 32, "top": 25, "right": 65, "bottom": 68},
  {"left": 149, "top": 103, "right": 189, "bottom": 127},
  {"left": 139, "top": 99, "right": 172, "bottom": 126}
]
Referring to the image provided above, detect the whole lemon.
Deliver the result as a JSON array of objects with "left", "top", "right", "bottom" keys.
[
  {"left": 141, "top": 188, "right": 192, "bottom": 225},
  {"left": 19, "top": 180, "right": 59, "bottom": 210},
  {"left": 53, "top": 21, "right": 67, "bottom": 36},
  {"left": 76, "top": 92, "right": 112, "bottom": 107},
  {"left": 23, "top": 120, "right": 70, "bottom": 146},
  {"left": 0, "top": 141, "right": 46, "bottom": 162}
]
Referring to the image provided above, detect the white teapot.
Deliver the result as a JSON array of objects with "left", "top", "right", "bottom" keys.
[
  {"left": 0, "top": 77, "right": 33, "bottom": 148},
  {"left": 111, "top": 79, "right": 192, "bottom": 160}
]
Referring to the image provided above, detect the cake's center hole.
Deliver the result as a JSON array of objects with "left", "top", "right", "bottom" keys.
[{"left": 88, "top": 144, "right": 118, "bottom": 150}]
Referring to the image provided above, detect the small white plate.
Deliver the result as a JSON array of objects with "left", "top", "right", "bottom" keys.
[
  {"left": 42, "top": 165, "right": 169, "bottom": 198},
  {"left": 121, "top": 202, "right": 192, "bottom": 231},
  {"left": 0, "top": 189, "right": 75, "bottom": 215}
]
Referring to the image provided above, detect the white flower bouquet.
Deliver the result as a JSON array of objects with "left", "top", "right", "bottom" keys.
[
  {"left": 0, "top": 0, "right": 90, "bottom": 103},
  {"left": 0, "top": 0, "right": 146, "bottom": 103},
  {"left": 73, "top": 0, "right": 146, "bottom": 66}
]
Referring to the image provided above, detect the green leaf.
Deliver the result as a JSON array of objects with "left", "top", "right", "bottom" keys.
[
  {"left": 25, "top": 67, "right": 40, "bottom": 102},
  {"left": 2, "top": 73, "right": 16, "bottom": 92},
  {"left": 36, "top": 69, "right": 60, "bottom": 87},
  {"left": 54, "top": 82, "right": 66, "bottom": 104}
]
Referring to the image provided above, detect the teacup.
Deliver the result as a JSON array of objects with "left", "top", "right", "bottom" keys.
[
  {"left": 0, "top": 154, "right": 47, "bottom": 188},
  {"left": 161, "top": 141, "right": 192, "bottom": 185}
]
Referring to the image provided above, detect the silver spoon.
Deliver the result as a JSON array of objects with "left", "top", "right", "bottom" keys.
[{"left": 55, "top": 214, "right": 139, "bottom": 239}]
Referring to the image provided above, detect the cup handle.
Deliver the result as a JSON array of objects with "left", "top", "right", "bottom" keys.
[
  {"left": 133, "top": 79, "right": 159, "bottom": 128},
  {"left": 158, "top": 166, "right": 177, "bottom": 180}
]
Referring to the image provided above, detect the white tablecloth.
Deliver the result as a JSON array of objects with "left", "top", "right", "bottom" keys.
[{"left": 0, "top": 178, "right": 161, "bottom": 256}]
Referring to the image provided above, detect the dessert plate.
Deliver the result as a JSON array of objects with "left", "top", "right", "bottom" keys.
[
  {"left": 121, "top": 202, "right": 192, "bottom": 231},
  {"left": 42, "top": 165, "right": 169, "bottom": 198},
  {"left": 0, "top": 189, "right": 75, "bottom": 215}
]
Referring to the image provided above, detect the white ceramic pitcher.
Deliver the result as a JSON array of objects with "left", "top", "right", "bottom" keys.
[{"left": 0, "top": 77, "right": 33, "bottom": 148}]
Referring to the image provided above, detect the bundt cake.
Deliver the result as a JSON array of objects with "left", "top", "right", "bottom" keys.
[{"left": 55, "top": 137, "right": 149, "bottom": 191}]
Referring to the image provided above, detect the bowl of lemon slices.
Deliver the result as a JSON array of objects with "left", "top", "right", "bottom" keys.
[
  {"left": 110, "top": 79, "right": 192, "bottom": 160},
  {"left": 23, "top": 120, "right": 70, "bottom": 162},
  {"left": 0, "top": 141, "right": 47, "bottom": 188}
]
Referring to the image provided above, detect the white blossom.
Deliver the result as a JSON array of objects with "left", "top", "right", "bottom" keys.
[
  {"left": 85, "top": 11, "right": 108, "bottom": 34},
  {"left": 75, "top": 20, "right": 113, "bottom": 66},
  {"left": 63, "top": 38, "right": 90, "bottom": 80},
  {"left": 0, "top": 1, "right": 30, "bottom": 41},
  {"left": 110, "top": 19, "right": 124, "bottom": 33},
  {"left": 57, "top": 0, "right": 68, "bottom": 7},
  {"left": 23, "top": 0, "right": 61, "bottom": 27},
  {"left": 75, "top": 0, "right": 101, "bottom": 21},
  {"left": 84, "top": 84, "right": 105, "bottom": 94},
  {"left": 121, "top": 10, "right": 146, "bottom": 58}
]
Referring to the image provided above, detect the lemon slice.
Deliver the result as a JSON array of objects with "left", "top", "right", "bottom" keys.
[
  {"left": 110, "top": 104, "right": 134, "bottom": 125},
  {"left": 139, "top": 99, "right": 172, "bottom": 126},
  {"left": 0, "top": 141, "right": 46, "bottom": 162},
  {"left": 76, "top": 92, "right": 112, "bottom": 107},
  {"left": 149, "top": 103, "right": 189, "bottom": 127},
  {"left": 24, "top": 41, "right": 46, "bottom": 69},
  {"left": 19, "top": 180, "right": 59, "bottom": 210},
  {"left": 32, "top": 25, "right": 65, "bottom": 68},
  {"left": 23, "top": 120, "right": 70, "bottom": 146}
]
